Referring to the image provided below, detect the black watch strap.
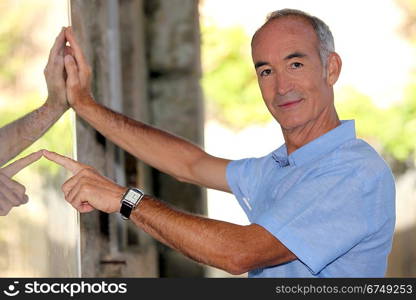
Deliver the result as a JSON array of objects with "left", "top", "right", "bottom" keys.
[{"left": 120, "top": 201, "right": 134, "bottom": 219}]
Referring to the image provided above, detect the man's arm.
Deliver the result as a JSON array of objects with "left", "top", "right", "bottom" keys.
[
  {"left": 130, "top": 196, "right": 297, "bottom": 274},
  {"left": 64, "top": 27, "right": 231, "bottom": 192},
  {"left": 43, "top": 150, "right": 297, "bottom": 274},
  {"left": 0, "top": 28, "right": 69, "bottom": 166},
  {"left": 0, "top": 101, "right": 67, "bottom": 166}
]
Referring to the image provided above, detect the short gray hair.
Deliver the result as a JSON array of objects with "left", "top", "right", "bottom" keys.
[{"left": 253, "top": 9, "right": 335, "bottom": 67}]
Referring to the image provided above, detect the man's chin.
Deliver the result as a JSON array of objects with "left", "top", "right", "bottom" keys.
[{"left": 275, "top": 117, "right": 306, "bottom": 132}]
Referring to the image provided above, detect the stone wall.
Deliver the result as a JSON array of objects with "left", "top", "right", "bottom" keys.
[
  {"left": 70, "top": 0, "right": 204, "bottom": 277},
  {"left": 386, "top": 168, "right": 416, "bottom": 277},
  {"left": 144, "top": 0, "right": 206, "bottom": 277}
]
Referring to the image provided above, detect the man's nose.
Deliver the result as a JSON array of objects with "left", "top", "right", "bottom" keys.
[{"left": 275, "top": 73, "right": 293, "bottom": 96}]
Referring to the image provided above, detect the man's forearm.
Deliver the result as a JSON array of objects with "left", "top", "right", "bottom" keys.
[
  {"left": 0, "top": 99, "right": 67, "bottom": 166},
  {"left": 130, "top": 196, "right": 248, "bottom": 274},
  {"left": 74, "top": 98, "right": 208, "bottom": 184}
]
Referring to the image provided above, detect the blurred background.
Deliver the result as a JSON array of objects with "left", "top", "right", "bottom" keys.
[{"left": 0, "top": 0, "right": 414, "bottom": 277}]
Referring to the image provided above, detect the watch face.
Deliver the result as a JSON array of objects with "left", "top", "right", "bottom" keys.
[{"left": 125, "top": 189, "right": 142, "bottom": 204}]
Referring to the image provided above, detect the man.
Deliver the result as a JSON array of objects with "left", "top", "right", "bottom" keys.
[
  {"left": 46, "top": 9, "right": 395, "bottom": 277},
  {"left": 0, "top": 28, "right": 69, "bottom": 216}
]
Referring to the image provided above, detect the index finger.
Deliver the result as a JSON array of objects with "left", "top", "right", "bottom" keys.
[
  {"left": 64, "top": 27, "right": 88, "bottom": 69},
  {"left": 2, "top": 150, "right": 43, "bottom": 178},
  {"left": 42, "top": 150, "right": 88, "bottom": 174}
]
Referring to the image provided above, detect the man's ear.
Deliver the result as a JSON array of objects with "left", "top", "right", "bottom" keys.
[{"left": 326, "top": 52, "right": 342, "bottom": 86}]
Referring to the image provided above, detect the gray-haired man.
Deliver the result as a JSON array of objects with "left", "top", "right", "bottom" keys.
[{"left": 47, "top": 9, "right": 395, "bottom": 277}]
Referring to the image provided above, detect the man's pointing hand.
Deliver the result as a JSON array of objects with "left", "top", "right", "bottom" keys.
[{"left": 42, "top": 150, "right": 127, "bottom": 214}]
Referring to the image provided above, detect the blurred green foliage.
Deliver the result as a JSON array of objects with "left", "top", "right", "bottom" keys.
[
  {"left": 0, "top": 1, "right": 46, "bottom": 88},
  {"left": 201, "top": 25, "right": 272, "bottom": 129},
  {"left": 336, "top": 85, "right": 416, "bottom": 163},
  {"left": 201, "top": 24, "right": 415, "bottom": 163}
]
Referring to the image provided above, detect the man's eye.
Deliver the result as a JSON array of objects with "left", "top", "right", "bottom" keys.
[
  {"left": 260, "top": 69, "right": 272, "bottom": 77},
  {"left": 291, "top": 62, "right": 303, "bottom": 69}
]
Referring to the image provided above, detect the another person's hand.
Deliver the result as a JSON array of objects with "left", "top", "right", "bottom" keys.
[
  {"left": 43, "top": 28, "right": 70, "bottom": 112},
  {"left": 63, "top": 27, "right": 94, "bottom": 110},
  {"left": 42, "top": 150, "right": 127, "bottom": 214},
  {"left": 0, "top": 151, "right": 42, "bottom": 216}
]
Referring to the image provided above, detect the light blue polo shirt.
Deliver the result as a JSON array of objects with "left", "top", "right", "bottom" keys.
[{"left": 226, "top": 120, "right": 396, "bottom": 277}]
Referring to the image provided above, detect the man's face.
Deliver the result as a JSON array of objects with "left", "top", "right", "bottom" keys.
[{"left": 252, "top": 17, "right": 335, "bottom": 130}]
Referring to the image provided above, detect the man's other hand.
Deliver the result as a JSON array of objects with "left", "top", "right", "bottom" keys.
[
  {"left": 0, "top": 151, "right": 42, "bottom": 216},
  {"left": 42, "top": 150, "right": 127, "bottom": 214}
]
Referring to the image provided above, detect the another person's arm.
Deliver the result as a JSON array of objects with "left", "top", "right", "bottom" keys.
[
  {"left": 0, "top": 28, "right": 69, "bottom": 166},
  {"left": 64, "top": 27, "right": 230, "bottom": 192}
]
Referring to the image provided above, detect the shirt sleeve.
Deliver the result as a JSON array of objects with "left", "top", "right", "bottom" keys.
[
  {"left": 253, "top": 164, "right": 393, "bottom": 275},
  {"left": 226, "top": 158, "right": 258, "bottom": 219}
]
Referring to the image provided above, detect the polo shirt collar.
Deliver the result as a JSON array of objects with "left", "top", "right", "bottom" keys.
[{"left": 272, "top": 120, "right": 356, "bottom": 168}]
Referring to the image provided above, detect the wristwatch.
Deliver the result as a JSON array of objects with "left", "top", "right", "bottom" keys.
[{"left": 120, "top": 187, "right": 145, "bottom": 220}]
